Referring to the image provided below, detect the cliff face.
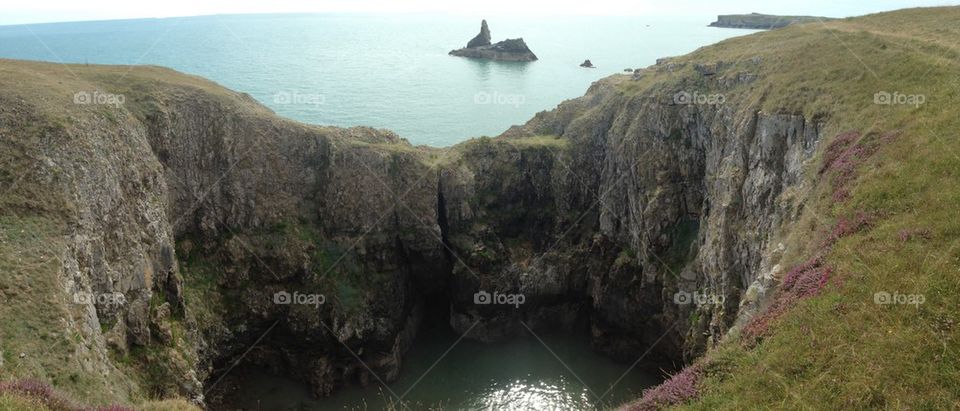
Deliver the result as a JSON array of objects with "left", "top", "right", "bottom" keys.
[
  {"left": 0, "top": 62, "right": 447, "bottom": 404},
  {"left": 0, "top": 54, "right": 821, "bottom": 406},
  {"left": 5, "top": 7, "right": 959, "bottom": 409},
  {"left": 442, "top": 67, "right": 823, "bottom": 362},
  {"left": 135, "top": 82, "right": 450, "bottom": 401}
]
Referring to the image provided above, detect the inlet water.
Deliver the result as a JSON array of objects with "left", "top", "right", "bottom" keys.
[{"left": 215, "top": 326, "right": 661, "bottom": 410}]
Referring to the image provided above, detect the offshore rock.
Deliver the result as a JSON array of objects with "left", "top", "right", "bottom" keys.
[{"left": 450, "top": 20, "right": 538, "bottom": 61}]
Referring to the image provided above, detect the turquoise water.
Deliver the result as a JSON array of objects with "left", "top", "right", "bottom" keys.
[
  {"left": 0, "top": 14, "right": 756, "bottom": 146},
  {"left": 218, "top": 326, "right": 660, "bottom": 410}
]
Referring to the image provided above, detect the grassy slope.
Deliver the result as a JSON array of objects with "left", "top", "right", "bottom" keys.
[
  {"left": 0, "top": 63, "right": 224, "bottom": 409},
  {"left": 614, "top": 7, "right": 960, "bottom": 409},
  {"left": 0, "top": 392, "right": 51, "bottom": 411},
  {"left": 0, "top": 67, "right": 141, "bottom": 405}
]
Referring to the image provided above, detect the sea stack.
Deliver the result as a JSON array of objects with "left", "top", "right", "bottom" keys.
[
  {"left": 449, "top": 20, "right": 538, "bottom": 62},
  {"left": 466, "top": 19, "right": 492, "bottom": 48},
  {"left": 580, "top": 59, "right": 595, "bottom": 68}
]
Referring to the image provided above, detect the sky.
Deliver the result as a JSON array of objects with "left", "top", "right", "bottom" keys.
[{"left": 0, "top": 0, "right": 956, "bottom": 26}]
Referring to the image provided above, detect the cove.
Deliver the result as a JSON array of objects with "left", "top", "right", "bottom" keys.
[{"left": 214, "top": 324, "right": 661, "bottom": 410}]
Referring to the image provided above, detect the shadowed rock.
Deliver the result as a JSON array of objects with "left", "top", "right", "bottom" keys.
[
  {"left": 450, "top": 20, "right": 537, "bottom": 61},
  {"left": 466, "top": 19, "right": 492, "bottom": 48}
]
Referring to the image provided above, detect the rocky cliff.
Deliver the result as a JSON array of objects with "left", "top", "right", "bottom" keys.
[
  {"left": 3, "top": 6, "right": 958, "bottom": 410},
  {"left": 0, "top": 51, "right": 819, "bottom": 406}
]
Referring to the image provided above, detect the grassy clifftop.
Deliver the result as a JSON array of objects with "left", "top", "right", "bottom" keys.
[{"left": 611, "top": 6, "right": 960, "bottom": 409}]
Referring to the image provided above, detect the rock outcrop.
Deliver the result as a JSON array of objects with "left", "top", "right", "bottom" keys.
[
  {"left": 449, "top": 20, "right": 538, "bottom": 62},
  {"left": 580, "top": 59, "right": 595, "bottom": 68}
]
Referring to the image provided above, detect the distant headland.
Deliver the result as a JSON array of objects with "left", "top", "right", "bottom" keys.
[
  {"left": 708, "top": 12, "right": 834, "bottom": 29},
  {"left": 449, "top": 20, "right": 538, "bottom": 61}
]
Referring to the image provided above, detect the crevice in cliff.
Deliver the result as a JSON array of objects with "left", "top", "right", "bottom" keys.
[{"left": 436, "top": 176, "right": 453, "bottom": 264}]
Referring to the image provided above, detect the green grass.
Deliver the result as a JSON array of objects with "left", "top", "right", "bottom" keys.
[
  {"left": 0, "top": 383, "right": 199, "bottom": 411},
  {"left": 454, "top": 134, "right": 569, "bottom": 150},
  {"left": 500, "top": 134, "right": 570, "bottom": 148},
  {"left": 0, "top": 392, "right": 52, "bottom": 411},
  {"left": 0, "top": 216, "right": 128, "bottom": 405},
  {"left": 681, "top": 124, "right": 960, "bottom": 409},
  {"left": 617, "top": 6, "right": 960, "bottom": 409}
]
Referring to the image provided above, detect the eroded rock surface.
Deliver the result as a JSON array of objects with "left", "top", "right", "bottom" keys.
[{"left": 1, "top": 55, "right": 820, "bottom": 406}]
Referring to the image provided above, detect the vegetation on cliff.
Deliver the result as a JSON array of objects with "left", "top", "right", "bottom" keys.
[
  {"left": 1, "top": 5, "right": 959, "bottom": 411},
  {"left": 608, "top": 6, "right": 960, "bottom": 409}
]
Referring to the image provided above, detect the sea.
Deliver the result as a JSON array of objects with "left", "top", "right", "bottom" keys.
[{"left": 0, "top": 13, "right": 757, "bottom": 146}]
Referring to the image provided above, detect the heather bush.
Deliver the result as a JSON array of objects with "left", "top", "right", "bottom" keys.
[
  {"left": 0, "top": 380, "right": 135, "bottom": 411},
  {"left": 623, "top": 363, "right": 704, "bottom": 410},
  {"left": 819, "top": 130, "right": 899, "bottom": 203},
  {"left": 740, "top": 259, "right": 832, "bottom": 346},
  {"left": 0, "top": 380, "right": 75, "bottom": 410},
  {"left": 741, "top": 209, "right": 872, "bottom": 347}
]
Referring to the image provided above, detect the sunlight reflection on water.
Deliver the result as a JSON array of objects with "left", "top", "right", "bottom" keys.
[{"left": 474, "top": 378, "right": 596, "bottom": 410}]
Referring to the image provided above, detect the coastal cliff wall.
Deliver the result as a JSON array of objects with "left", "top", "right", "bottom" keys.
[
  {"left": 0, "top": 54, "right": 821, "bottom": 406},
  {"left": 442, "top": 69, "right": 822, "bottom": 363},
  {"left": 5, "top": 7, "right": 958, "bottom": 409}
]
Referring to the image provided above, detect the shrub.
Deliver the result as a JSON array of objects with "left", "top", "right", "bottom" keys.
[
  {"left": 623, "top": 363, "right": 704, "bottom": 410},
  {"left": 0, "top": 380, "right": 135, "bottom": 411},
  {"left": 819, "top": 131, "right": 899, "bottom": 203}
]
